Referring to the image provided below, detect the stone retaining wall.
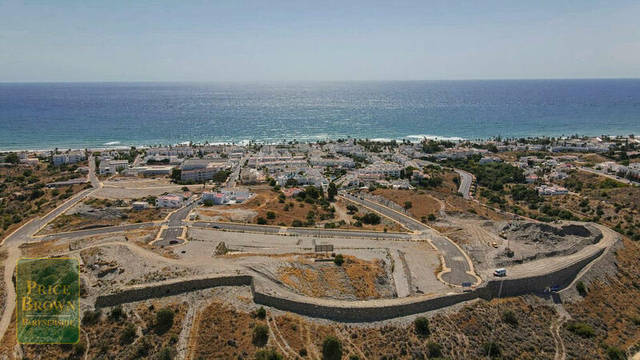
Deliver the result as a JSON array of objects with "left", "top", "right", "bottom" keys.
[
  {"left": 93, "top": 246, "right": 606, "bottom": 322},
  {"left": 95, "top": 275, "right": 252, "bottom": 307}
]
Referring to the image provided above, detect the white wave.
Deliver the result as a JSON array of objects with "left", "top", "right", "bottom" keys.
[
  {"left": 404, "top": 134, "right": 466, "bottom": 142},
  {"left": 103, "top": 141, "right": 121, "bottom": 145}
]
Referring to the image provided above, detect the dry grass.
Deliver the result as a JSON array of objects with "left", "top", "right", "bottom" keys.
[
  {"left": 565, "top": 238, "right": 640, "bottom": 353},
  {"left": 19, "top": 301, "right": 186, "bottom": 359},
  {"left": 372, "top": 188, "right": 442, "bottom": 220},
  {"left": 19, "top": 238, "right": 69, "bottom": 257},
  {"left": 41, "top": 207, "right": 168, "bottom": 235},
  {"left": 278, "top": 255, "right": 390, "bottom": 300}
]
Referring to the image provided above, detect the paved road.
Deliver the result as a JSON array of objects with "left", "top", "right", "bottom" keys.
[
  {"left": 454, "top": 169, "right": 473, "bottom": 199},
  {"left": 340, "top": 193, "right": 479, "bottom": 286},
  {"left": 154, "top": 202, "right": 198, "bottom": 246}
]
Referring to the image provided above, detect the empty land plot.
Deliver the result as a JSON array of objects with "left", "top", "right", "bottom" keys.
[
  {"left": 278, "top": 255, "right": 395, "bottom": 300},
  {"left": 371, "top": 188, "right": 442, "bottom": 221}
]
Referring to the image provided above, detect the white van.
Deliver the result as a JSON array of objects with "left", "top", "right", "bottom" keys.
[{"left": 493, "top": 268, "right": 507, "bottom": 277}]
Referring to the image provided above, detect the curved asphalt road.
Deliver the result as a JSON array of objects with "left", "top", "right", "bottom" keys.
[{"left": 340, "top": 193, "right": 479, "bottom": 286}]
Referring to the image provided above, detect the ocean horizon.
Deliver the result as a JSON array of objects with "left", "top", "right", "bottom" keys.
[{"left": 1, "top": 79, "right": 640, "bottom": 151}]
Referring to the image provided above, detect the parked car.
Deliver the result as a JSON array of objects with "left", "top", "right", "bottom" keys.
[{"left": 493, "top": 268, "right": 507, "bottom": 277}]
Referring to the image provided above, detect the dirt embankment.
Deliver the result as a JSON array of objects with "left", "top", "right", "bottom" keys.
[
  {"left": 191, "top": 295, "right": 567, "bottom": 360},
  {"left": 40, "top": 200, "right": 168, "bottom": 234},
  {"left": 494, "top": 221, "right": 602, "bottom": 266},
  {"left": 278, "top": 255, "right": 395, "bottom": 300}
]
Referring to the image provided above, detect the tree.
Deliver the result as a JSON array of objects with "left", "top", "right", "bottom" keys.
[
  {"left": 170, "top": 168, "right": 181, "bottom": 183},
  {"left": 4, "top": 152, "right": 19, "bottom": 164},
  {"left": 252, "top": 324, "right": 269, "bottom": 347},
  {"left": 155, "top": 308, "right": 175, "bottom": 334},
  {"left": 414, "top": 316, "right": 430, "bottom": 336},
  {"left": 266, "top": 211, "right": 276, "bottom": 219},
  {"left": 333, "top": 254, "right": 344, "bottom": 266},
  {"left": 257, "top": 217, "right": 267, "bottom": 225},
  {"left": 403, "top": 201, "right": 412, "bottom": 210},
  {"left": 327, "top": 182, "right": 338, "bottom": 202},
  {"left": 360, "top": 212, "right": 380, "bottom": 225},
  {"left": 346, "top": 204, "right": 358, "bottom": 214},
  {"left": 322, "top": 336, "right": 342, "bottom": 360}
]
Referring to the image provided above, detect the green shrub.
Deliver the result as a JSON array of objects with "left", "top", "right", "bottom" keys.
[
  {"left": 256, "top": 307, "right": 266, "bottom": 319},
  {"left": 257, "top": 217, "right": 267, "bottom": 225},
  {"left": 81, "top": 309, "right": 102, "bottom": 326},
  {"left": 253, "top": 324, "right": 269, "bottom": 347},
  {"left": 109, "top": 306, "right": 126, "bottom": 321},
  {"left": 427, "top": 214, "right": 436, "bottom": 221},
  {"left": 291, "top": 220, "right": 303, "bottom": 227},
  {"left": 155, "top": 308, "right": 175, "bottom": 334},
  {"left": 157, "top": 347, "right": 175, "bottom": 360},
  {"left": 203, "top": 199, "right": 214, "bottom": 207},
  {"left": 566, "top": 321, "right": 595, "bottom": 338},
  {"left": 120, "top": 322, "right": 137, "bottom": 345},
  {"left": 322, "top": 336, "right": 342, "bottom": 360},
  {"left": 606, "top": 345, "right": 625, "bottom": 360},
  {"left": 426, "top": 341, "right": 442, "bottom": 358},
  {"left": 501, "top": 310, "right": 518, "bottom": 327},
  {"left": 73, "top": 341, "right": 86, "bottom": 356},
  {"left": 334, "top": 254, "right": 345, "bottom": 266},
  {"left": 255, "top": 348, "right": 283, "bottom": 360},
  {"left": 360, "top": 212, "right": 381, "bottom": 225},
  {"left": 414, "top": 316, "right": 430, "bottom": 336},
  {"left": 482, "top": 341, "right": 501, "bottom": 358},
  {"left": 576, "top": 281, "right": 587, "bottom": 296},
  {"left": 266, "top": 211, "right": 276, "bottom": 219}
]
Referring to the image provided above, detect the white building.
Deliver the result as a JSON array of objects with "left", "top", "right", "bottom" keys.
[
  {"left": 536, "top": 184, "right": 569, "bottom": 196},
  {"left": 155, "top": 194, "right": 185, "bottom": 208},
  {"left": 53, "top": 150, "right": 86, "bottom": 166},
  {"left": 99, "top": 160, "right": 130, "bottom": 175}
]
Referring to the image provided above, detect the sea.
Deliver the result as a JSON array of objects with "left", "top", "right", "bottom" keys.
[{"left": 1, "top": 79, "right": 640, "bottom": 151}]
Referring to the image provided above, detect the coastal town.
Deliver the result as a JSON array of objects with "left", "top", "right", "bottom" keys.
[{"left": 0, "top": 134, "right": 639, "bottom": 359}]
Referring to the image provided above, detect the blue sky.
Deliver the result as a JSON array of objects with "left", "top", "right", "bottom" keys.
[{"left": 1, "top": 0, "right": 639, "bottom": 81}]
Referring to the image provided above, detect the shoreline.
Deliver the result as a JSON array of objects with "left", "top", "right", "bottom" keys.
[{"left": 1, "top": 132, "right": 638, "bottom": 153}]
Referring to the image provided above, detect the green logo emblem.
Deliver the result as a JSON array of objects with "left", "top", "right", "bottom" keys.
[{"left": 16, "top": 258, "right": 80, "bottom": 344}]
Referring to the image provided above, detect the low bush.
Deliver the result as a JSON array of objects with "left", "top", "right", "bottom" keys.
[
  {"left": 482, "top": 341, "right": 501, "bottom": 358},
  {"left": 566, "top": 321, "right": 595, "bottom": 338},
  {"left": 253, "top": 324, "right": 269, "bottom": 347},
  {"left": 576, "top": 281, "right": 587, "bottom": 296},
  {"left": 155, "top": 308, "right": 175, "bottom": 334},
  {"left": 81, "top": 309, "right": 102, "bottom": 326},
  {"left": 426, "top": 341, "right": 442, "bottom": 358},
  {"left": 414, "top": 316, "right": 430, "bottom": 336},
  {"left": 256, "top": 307, "right": 266, "bottom": 319},
  {"left": 255, "top": 348, "right": 283, "bottom": 360},
  {"left": 501, "top": 310, "right": 518, "bottom": 327},
  {"left": 120, "top": 322, "right": 137, "bottom": 345},
  {"left": 322, "top": 336, "right": 342, "bottom": 360},
  {"left": 334, "top": 254, "right": 345, "bottom": 266}
]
